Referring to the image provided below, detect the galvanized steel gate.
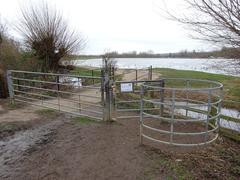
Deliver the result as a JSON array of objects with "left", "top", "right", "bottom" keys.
[
  {"left": 7, "top": 70, "right": 105, "bottom": 120},
  {"left": 113, "top": 80, "right": 164, "bottom": 119},
  {"left": 7, "top": 66, "right": 223, "bottom": 147}
]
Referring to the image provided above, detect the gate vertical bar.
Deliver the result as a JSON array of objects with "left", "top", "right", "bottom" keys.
[
  {"left": 7, "top": 70, "right": 14, "bottom": 104},
  {"left": 205, "top": 89, "right": 212, "bottom": 143},
  {"left": 186, "top": 80, "right": 190, "bottom": 117},
  {"left": 57, "top": 75, "right": 60, "bottom": 111},
  {"left": 217, "top": 87, "right": 223, "bottom": 130},
  {"left": 101, "top": 69, "right": 104, "bottom": 106},
  {"left": 140, "top": 85, "right": 144, "bottom": 144},
  {"left": 160, "top": 80, "right": 165, "bottom": 117},
  {"left": 170, "top": 89, "right": 175, "bottom": 144}
]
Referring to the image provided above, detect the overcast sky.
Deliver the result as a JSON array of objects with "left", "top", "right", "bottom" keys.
[{"left": 0, "top": 0, "right": 214, "bottom": 55}]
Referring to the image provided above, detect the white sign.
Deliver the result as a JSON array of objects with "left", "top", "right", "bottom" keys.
[{"left": 120, "top": 83, "right": 133, "bottom": 92}]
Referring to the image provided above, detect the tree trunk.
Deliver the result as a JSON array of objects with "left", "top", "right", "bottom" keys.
[{"left": 0, "top": 69, "right": 8, "bottom": 98}]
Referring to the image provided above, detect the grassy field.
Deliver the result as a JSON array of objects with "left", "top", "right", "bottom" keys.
[
  {"left": 71, "top": 67, "right": 101, "bottom": 77},
  {"left": 154, "top": 68, "right": 240, "bottom": 109}
]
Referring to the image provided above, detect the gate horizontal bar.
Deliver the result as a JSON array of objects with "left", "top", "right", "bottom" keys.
[{"left": 10, "top": 70, "right": 102, "bottom": 79}]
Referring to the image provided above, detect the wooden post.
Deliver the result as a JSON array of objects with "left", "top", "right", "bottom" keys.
[
  {"left": 102, "top": 58, "right": 113, "bottom": 121},
  {"left": 150, "top": 66, "right": 153, "bottom": 80},
  {"left": 136, "top": 69, "right": 138, "bottom": 81}
]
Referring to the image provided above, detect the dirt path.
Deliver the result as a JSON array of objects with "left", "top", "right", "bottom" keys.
[
  {"left": 116, "top": 69, "right": 160, "bottom": 81},
  {"left": 0, "top": 117, "right": 65, "bottom": 178},
  {"left": 12, "top": 119, "right": 148, "bottom": 180},
  {"left": 1, "top": 100, "right": 240, "bottom": 179},
  {"left": 0, "top": 105, "right": 40, "bottom": 123},
  {"left": 0, "top": 110, "right": 168, "bottom": 180}
]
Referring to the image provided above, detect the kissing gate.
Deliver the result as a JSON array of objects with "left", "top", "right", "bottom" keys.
[{"left": 7, "top": 60, "right": 223, "bottom": 147}]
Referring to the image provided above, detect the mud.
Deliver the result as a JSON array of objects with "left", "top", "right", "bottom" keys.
[
  {"left": 0, "top": 105, "right": 239, "bottom": 179},
  {"left": 0, "top": 117, "right": 65, "bottom": 179}
]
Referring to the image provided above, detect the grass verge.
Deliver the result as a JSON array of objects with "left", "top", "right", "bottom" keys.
[
  {"left": 72, "top": 116, "right": 96, "bottom": 124},
  {"left": 71, "top": 67, "right": 101, "bottom": 77},
  {"left": 35, "top": 108, "right": 59, "bottom": 118},
  {"left": 154, "top": 68, "right": 240, "bottom": 109}
]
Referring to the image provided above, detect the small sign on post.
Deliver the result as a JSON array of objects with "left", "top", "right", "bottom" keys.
[{"left": 120, "top": 83, "right": 133, "bottom": 92}]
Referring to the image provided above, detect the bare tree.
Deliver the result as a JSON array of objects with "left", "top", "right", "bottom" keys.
[
  {"left": 17, "top": 1, "right": 85, "bottom": 72},
  {"left": 158, "top": 0, "right": 240, "bottom": 73},
  {"left": 161, "top": 0, "right": 240, "bottom": 47}
]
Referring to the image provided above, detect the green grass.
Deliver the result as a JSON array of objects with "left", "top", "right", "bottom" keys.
[
  {"left": 143, "top": 151, "right": 193, "bottom": 180},
  {"left": 71, "top": 67, "right": 101, "bottom": 77},
  {"left": 72, "top": 116, "right": 96, "bottom": 124},
  {"left": 35, "top": 108, "right": 59, "bottom": 117},
  {"left": 0, "top": 121, "right": 30, "bottom": 135},
  {"left": 154, "top": 68, "right": 236, "bottom": 81},
  {"left": 0, "top": 123, "right": 19, "bottom": 132},
  {"left": 154, "top": 68, "right": 240, "bottom": 109}
]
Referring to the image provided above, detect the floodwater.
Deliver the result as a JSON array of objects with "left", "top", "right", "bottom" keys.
[
  {"left": 175, "top": 106, "right": 240, "bottom": 132},
  {"left": 75, "top": 58, "right": 239, "bottom": 76}
]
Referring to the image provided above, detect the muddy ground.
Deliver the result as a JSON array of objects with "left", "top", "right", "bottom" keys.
[{"left": 0, "top": 99, "right": 240, "bottom": 180}]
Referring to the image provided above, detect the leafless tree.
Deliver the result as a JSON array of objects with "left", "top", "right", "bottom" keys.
[
  {"left": 17, "top": 1, "right": 85, "bottom": 72},
  {"left": 161, "top": 0, "right": 240, "bottom": 47},
  {"left": 158, "top": 0, "right": 240, "bottom": 73}
]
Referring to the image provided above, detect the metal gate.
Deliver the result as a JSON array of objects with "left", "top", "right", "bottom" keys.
[
  {"left": 7, "top": 70, "right": 104, "bottom": 120},
  {"left": 113, "top": 80, "right": 164, "bottom": 119}
]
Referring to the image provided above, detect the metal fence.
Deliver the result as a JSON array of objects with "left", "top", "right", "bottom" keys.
[
  {"left": 7, "top": 70, "right": 104, "bottom": 120},
  {"left": 113, "top": 80, "right": 163, "bottom": 119},
  {"left": 139, "top": 78, "right": 223, "bottom": 146},
  {"left": 114, "top": 66, "right": 153, "bottom": 81}
]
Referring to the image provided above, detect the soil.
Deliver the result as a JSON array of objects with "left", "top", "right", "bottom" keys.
[
  {"left": 0, "top": 103, "right": 168, "bottom": 179},
  {"left": 0, "top": 99, "right": 240, "bottom": 179}
]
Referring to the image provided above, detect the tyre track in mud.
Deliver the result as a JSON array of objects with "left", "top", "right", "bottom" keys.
[{"left": 0, "top": 117, "right": 66, "bottom": 179}]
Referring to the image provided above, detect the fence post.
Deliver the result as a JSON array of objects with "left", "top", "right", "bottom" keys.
[
  {"left": 148, "top": 66, "right": 152, "bottom": 80},
  {"left": 150, "top": 66, "right": 153, "bottom": 80},
  {"left": 7, "top": 70, "right": 14, "bottom": 104},
  {"left": 103, "top": 69, "right": 112, "bottom": 121},
  {"left": 56, "top": 75, "right": 60, "bottom": 111},
  {"left": 136, "top": 69, "right": 138, "bottom": 81},
  {"left": 160, "top": 80, "right": 165, "bottom": 117},
  {"left": 101, "top": 69, "right": 105, "bottom": 106},
  {"left": 140, "top": 85, "right": 144, "bottom": 144}
]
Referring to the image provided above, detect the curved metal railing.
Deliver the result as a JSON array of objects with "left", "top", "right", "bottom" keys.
[{"left": 140, "top": 78, "right": 223, "bottom": 147}]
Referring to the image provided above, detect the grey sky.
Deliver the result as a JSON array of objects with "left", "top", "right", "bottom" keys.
[{"left": 0, "top": 0, "right": 213, "bottom": 54}]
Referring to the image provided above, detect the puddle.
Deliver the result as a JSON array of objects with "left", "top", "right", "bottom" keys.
[
  {"left": 0, "top": 119, "right": 64, "bottom": 178},
  {"left": 175, "top": 106, "right": 240, "bottom": 132}
]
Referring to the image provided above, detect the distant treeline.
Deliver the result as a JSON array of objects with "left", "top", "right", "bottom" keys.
[{"left": 71, "top": 47, "right": 240, "bottom": 60}]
